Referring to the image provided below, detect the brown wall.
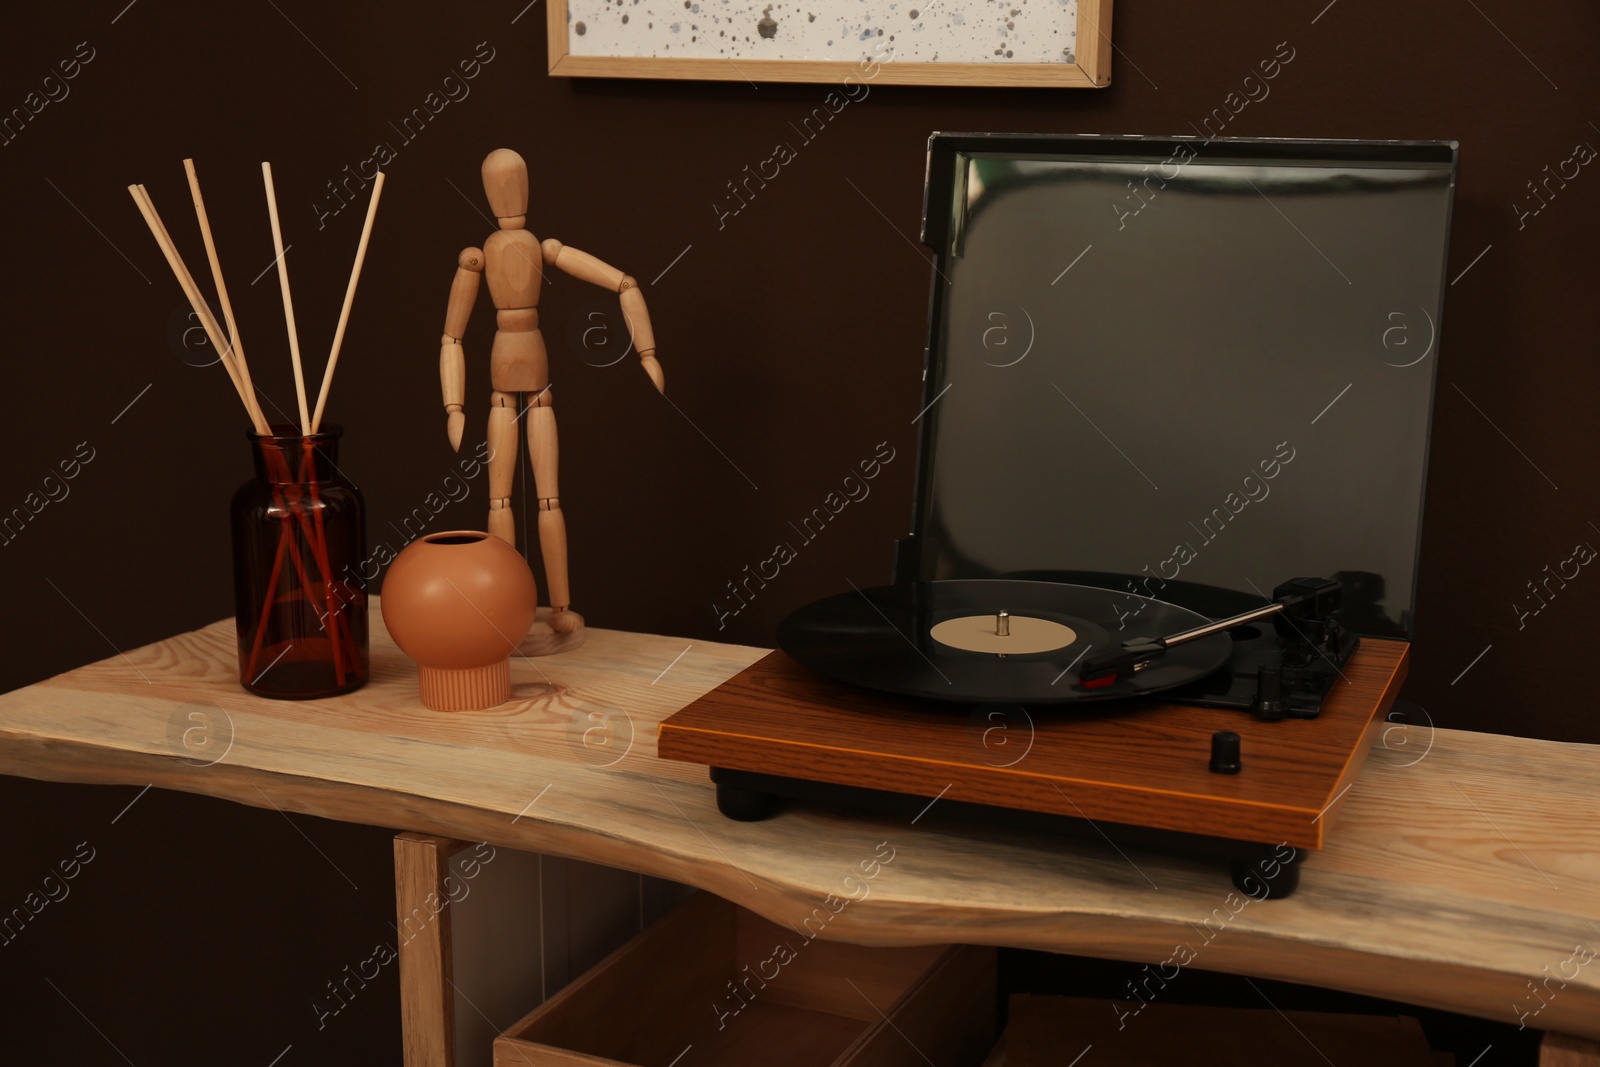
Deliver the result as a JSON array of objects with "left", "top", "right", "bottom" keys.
[{"left": 2, "top": 0, "right": 1595, "bottom": 1061}]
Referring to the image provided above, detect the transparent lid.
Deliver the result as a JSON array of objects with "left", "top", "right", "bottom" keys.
[{"left": 905, "top": 135, "right": 1458, "bottom": 638}]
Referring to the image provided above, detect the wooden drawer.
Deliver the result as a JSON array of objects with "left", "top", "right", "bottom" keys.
[{"left": 495, "top": 892, "right": 996, "bottom": 1067}]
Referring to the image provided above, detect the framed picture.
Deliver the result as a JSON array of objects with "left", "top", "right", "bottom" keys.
[{"left": 547, "top": 0, "right": 1111, "bottom": 87}]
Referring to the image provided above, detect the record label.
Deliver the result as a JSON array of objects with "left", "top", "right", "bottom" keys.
[{"left": 929, "top": 614, "right": 1077, "bottom": 655}]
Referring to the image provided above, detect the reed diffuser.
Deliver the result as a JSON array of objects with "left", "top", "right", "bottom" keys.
[{"left": 130, "top": 159, "right": 385, "bottom": 698}]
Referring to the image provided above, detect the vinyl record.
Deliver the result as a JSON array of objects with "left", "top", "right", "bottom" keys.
[{"left": 777, "top": 579, "right": 1234, "bottom": 704}]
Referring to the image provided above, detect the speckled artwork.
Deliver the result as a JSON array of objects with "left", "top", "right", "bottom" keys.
[{"left": 565, "top": 0, "right": 1080, "bottom": 65}]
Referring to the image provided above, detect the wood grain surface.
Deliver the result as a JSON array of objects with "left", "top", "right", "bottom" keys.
[
  {"left": 658, "top": 643, "right": 1410, "bottom": 849},
  {"left": 496, "top": 891, "right": 992, "bottom": 1067},
  {"left": 1003, "top": 995, "right": 1438, "bottom": 1066},
  {"left": 0, "top": 604, "right": 1596, "bottom": 1040},
  {"left": 395, "top": 833, "right": 470, "bottom": 1067},
  {"left": 1542, "top": 1033, "right": 1600, "bottom": 1065}
]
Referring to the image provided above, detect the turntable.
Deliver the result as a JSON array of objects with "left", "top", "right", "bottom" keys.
[{"left": 660, "top": 133, "right": 1457, "bottom": 898}]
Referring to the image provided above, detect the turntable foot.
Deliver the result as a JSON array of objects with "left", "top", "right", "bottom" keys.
[
  {"left": 1230, "top": 852, "right": 1303, "bottom": 899},
  {"left": 716, "top": 781, "right": 780, "bottom": 822}
]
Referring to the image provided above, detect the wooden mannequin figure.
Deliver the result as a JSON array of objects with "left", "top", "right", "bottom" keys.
[{"left": 439, "top": 148, "right": 663, "bottom": 639}]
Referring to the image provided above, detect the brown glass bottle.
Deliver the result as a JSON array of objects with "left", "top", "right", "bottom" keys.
[{"left": 230, "top": 424, "right": 368, "bottom": 698}]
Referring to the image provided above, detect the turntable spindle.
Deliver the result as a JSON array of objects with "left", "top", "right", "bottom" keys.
[{"left": 997, "top": 611, "right": 1010, "bottom": 637}]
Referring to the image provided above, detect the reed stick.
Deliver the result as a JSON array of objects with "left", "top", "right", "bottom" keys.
[
  {"left": 310, "top": 172, "right": 385, "bottom": 434},
  {"left": 297, "top": 446, "right": 350, "bottom": 684},
  {"left": 127, "top": 184, "right": 270, "bottom": 434},
  {"left": 243, "top": 522, "right": 291, "bottom": 681},
  {"left": 261, "top": 162, "right": 311, "bottom": 434},
  {"left": 184, "top": 159, "right": 271, "bottom": 434},
  {"left": 257, "top": 161, "right": 358, "bottom": 670}
]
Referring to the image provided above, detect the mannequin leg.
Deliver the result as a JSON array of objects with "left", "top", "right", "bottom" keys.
[
  {"left": 526, "top": 387, "right": 581, "bottom": 633},
  {"left": 487, "top": 390, "right": 519, "bottom": 545}
]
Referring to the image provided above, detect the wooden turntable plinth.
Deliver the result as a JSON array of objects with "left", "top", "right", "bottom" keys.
[{"left": 659, "top": 639, "right": 1409, "bottom": 892}]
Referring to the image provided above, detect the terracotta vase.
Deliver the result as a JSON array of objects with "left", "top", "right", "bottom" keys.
[{"left": 380, "top": 531, "right": 538, "bottom": 711}]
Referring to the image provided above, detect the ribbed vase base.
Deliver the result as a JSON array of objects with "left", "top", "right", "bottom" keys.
[{"left": 417, "top": 659, "right": 511, "bottom": 711}]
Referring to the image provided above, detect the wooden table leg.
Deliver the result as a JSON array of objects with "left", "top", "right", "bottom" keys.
[
  {"left": 395, "top": 833, "right": 471, "bottom": 1067},
  {"left": 1543, "top": 1033, "right": 1600, "bottom": 1065}
]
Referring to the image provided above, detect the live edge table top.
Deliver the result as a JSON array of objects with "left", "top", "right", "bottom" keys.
[{"left": 0, "top": 600, "right": 1597, "bottom": 1040}]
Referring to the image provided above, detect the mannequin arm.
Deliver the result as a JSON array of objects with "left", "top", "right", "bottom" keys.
[
  {"left": 439, "top": 247, "right": 484, "bottom": 450},
  {"left": 542, "top": 238, "right": 664, "bottom": 393}
]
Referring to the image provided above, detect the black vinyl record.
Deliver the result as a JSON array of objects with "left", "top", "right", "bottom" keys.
[{"left": 777, "top": 579, "right": 1234, "bottom": 705}]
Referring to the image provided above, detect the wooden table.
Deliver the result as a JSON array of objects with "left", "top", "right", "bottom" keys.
[{"left": 2, "top": 602, "right": 1597, "bottom": 1056}]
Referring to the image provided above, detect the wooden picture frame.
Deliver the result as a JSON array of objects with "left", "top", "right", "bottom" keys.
[{"left": 547, "top": 0, "right": 1111, "bottom": 88}]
